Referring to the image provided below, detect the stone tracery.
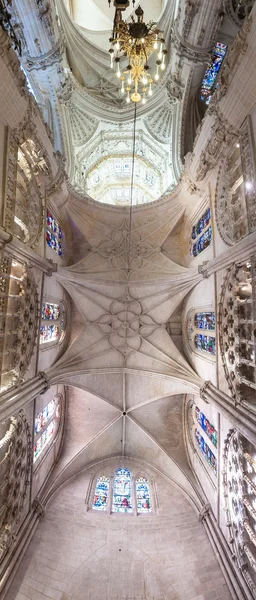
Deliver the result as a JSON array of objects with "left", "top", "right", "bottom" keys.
[
  {"left": 0, "top": 411, "right": 32, "bottom": 564},
  {"left": 219, "top": 257, "right": 256, "bottom": 402}
]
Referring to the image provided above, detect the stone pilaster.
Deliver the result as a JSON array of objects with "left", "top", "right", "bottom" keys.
[
  {"left": 0, "top": 226, "right": 57, "bottom": 274},
  {"left": 0, "top": 372, "right": 49, "bottom": 420}
]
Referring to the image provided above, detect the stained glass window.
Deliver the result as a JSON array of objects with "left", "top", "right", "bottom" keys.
[
  {"left": 34, "top": 399, "right": 60, "bottom": 463},
  {"left": 34, "top": 398, "right": 56, "bottom": 434},
  {"left": 195, "top": 333, "right": 216, "bottom": 355},
  {"left": 191, "top": 209, "right": 212, "bottom": 257},
  {"left": 195, "top": 312, "right": 215, "bottom": 330},
  {"left": 200, "top": 43, "right": 227, "bottom": 104},
  {"left": 46, "top": 211, "right": 63, "bottom": 256},
  {"left": 195, "top": 428, "right": 217, "bottom": 475},
  {"left": 195, "top": 406, "right": 217, "bottom": 448},
  {"left": 40, "top": 324, "right": 60, "bottom": 344},
  {"left": 93, "top": 476, "right": 110, "bottom": 511},
  {"left": 192, "top": 208, "right": 211, "bottom": 240},
  {"left": 136, "top": 477, "right": 151, "bottom": 513},
  {"left": 41, "top": 302, "right": 60, "bottom": 321},
  {"left": 112, "top": 468, "right": 133, "bottom": 513},
  {"left": 193, "top": 226, "right": 212, "bottom": 257}
]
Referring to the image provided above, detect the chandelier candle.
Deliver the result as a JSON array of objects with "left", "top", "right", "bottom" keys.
[{"left": 109, "top": 5, "right": 167, "bottom": 104}]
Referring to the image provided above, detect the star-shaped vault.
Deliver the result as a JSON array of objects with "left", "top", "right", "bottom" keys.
[{"left": 46, "top": 190, "right": 206, "bottom": 510}]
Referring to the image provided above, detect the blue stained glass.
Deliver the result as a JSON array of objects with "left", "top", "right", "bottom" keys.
[
  {"left": 93, "top": 476, "right": 110, "bottom": 511},
  {"left": 193, "top": 226, "right": 212, "bottom": 257},
  {"left": 200, "top": 43, "right": 227, "bottom": 103},
  {"left": 46, "top": 211, "right": 63, "bottom": 256},
  {"left": 192, "top": 208, "right": 211, "bottom": 240},
  {"left": 46, "top": 211, "right": 63, "bottom": 238},
  {"left": 195, "top": 428, "right": 217, "bottom": 475},
  {"left": 136, "top": 477, "right": 151, "bottom": 513},
  {"left": 40, "top": 324, "right": 59, "bottom": 344},
  {"left": 112, "top": 468, "right": 133, "bottom": 513},
  {"left": 195, "top": 312, "right": 215, "bottom": 330},
  {"left": 195, "top": 333, "right": 216, "bottom": 355},
  {"left": 46, "top": 229, "right": 63, "bottom": 256},
  {"left": 195, "top": 406, "right": 217, "bottom": 447}
]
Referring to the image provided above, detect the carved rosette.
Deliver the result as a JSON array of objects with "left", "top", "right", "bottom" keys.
[
  {"left": 223, "top": 430, "right": 256, "bottom": 598},
  {"left": 0, "top": 411, "right": 32, "bottom": 564}
]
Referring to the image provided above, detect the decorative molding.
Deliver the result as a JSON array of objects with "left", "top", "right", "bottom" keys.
[
  {"left": 0, "top": 410, "right": 32, "bottom": 564},
  {"left": 198, "top": 261, "right": 209, "bottom": 278},
  {"left": 196, "top": 112, "right": 238, "bottom": 181},
  {"left": 222, "top": 429, "right": 256, "bottom": 598},
  {"left": 218, "top": 258, "right": 256, "bottom": 403}
]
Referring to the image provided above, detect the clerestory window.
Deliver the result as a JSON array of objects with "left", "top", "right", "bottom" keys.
[{"left": 92, "top": 468, "right": 152, "bottom": 514}]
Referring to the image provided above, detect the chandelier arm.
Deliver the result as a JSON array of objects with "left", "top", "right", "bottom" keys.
[{"left": 128, "top": 102, "right": 137, "bottom": 273}]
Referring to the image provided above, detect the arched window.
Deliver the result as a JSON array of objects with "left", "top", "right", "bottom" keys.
[
  {"left": 112, "top": 468, "right": 133, "bottom": 513},
  {"left": 187, "top": 400, "right": 218, "bottom": 480},
  {"left": 195, "top": 429, "right": 217, "bottom": 475},
  {"left": 91, "top": 469, "right": 153, "bottom": 514},
  {"left": 46, "top": 210, "right": 64, "bottom": 256},
  {"left": 200, "top": 43, "right": 227, "bottom": 105},
  {"left": 0, "top": 255, "right": 38, "bottom": 392},
  {"left": 136, "top": 477, "right": 151, "bottom": 513},
  {"left": 92, "top": 476, "right": 110, "bottom": 511},
  {"left": 195, "top": 406, "right": 217, "bottom": 448},
  {"left": 33, "top": 396, "right": 61, "bottom": 463},
  {"left": 39, "top": 300, "right": 66, "bottom": 346},
  {"left": 191, "top": 208, "right": 212, "bottom": 257},
  {"left": 187, "top": 309, "right": 216, "bottom": 357}
]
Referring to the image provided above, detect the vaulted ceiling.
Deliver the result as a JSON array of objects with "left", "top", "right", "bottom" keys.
[{"left": 8, "top": 0, "right": 248, "bottom": 506}]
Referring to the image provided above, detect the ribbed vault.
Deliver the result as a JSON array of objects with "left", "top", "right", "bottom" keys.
[{"left": 46, "top": 190, "right": 205, "bottom": 510}]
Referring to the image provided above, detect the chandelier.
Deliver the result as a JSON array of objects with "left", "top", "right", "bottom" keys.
[{"left": 108, "top": 4, "right": 167, "bottom": 104}]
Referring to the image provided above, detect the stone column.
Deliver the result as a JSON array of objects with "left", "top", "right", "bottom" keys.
[
  {"left": 200, "top": 381, "right": 256, "bottom": 444},
  {"left": 201, "top": 507, "right": 254, "bottom": 600},
  {"left": 0, "top": 372, "right": 49, "bottom": 420},
  {"left": 198, "top": 230, "right": 256, "bottom": 278},
  {"left": 0, "top": 226, "right": 57, "bottom": 275}
]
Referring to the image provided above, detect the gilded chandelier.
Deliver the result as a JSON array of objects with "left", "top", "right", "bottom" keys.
[{"left": 108, "top": 5, "right": 167, "bottom": 104}]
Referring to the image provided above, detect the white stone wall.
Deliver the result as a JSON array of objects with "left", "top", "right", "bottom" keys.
[{"left": 7, "top": 464, "right": 232, "bottom": 600}]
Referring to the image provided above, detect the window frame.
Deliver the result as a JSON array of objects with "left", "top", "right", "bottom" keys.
[
  {"left": 186, "top": 307, "right": 216, "bottom": 361},
  {"left": 33, "top": 394, "right": 62, "bottom": 469},
  {"left": 39, "top": 298, "right": 66, "bottom": 350},
  {"left": 46, "top": 209, "right": 65, "bottom": 257},
  {"left": 190, "top": 208, "right": 212, "bottom": 258},
  {"left": 90, "top": 468, "right": 154, "bottom": 516}
]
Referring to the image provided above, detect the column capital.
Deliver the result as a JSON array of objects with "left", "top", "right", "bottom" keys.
[
  {"left": 198, "top": 502, "right": 211, "bottom": 522},
  {"left": 0, "top": 226, "right": 13, "bottom": 249},
  {"left": 32, "top": 498, "right": 45, "bottom": 519},
  {"left": 198, "top": 261, "right": 209, "bottom": 278},
  {"left": 38, "top": 371, "right": 50, "bottom": 394},
  {"left": 200, "top": 380, "right": 211, "bottom": 401}
]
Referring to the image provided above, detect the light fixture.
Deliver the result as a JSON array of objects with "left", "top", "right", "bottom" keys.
[{"left": 108, "top": 5, "right": 167, "bottom": 104}]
